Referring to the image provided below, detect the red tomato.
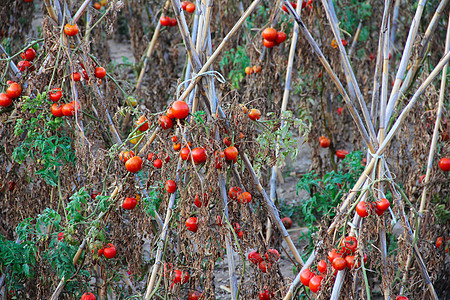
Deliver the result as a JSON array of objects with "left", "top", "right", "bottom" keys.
[
  {"left": 125, "top": 156, "right": 143, "bottom": 173},
  {"left": 265, "top": 249, "right": 280, "bottom": 262},
  {"left": 228, "top": 186, "right": 243, "bottom": 200},
  {"left": 214, "top": 151, "right": 225, "bottom": 169},
  {"left": 259, "top": 290, "right": 271, "bottom": 300},
  {"left": 263, "top": 39, "right": 276, "bottom": 48},
  {"left": 439, "top": 158, "right": 450, "bottom": 171},
  {"left": 49, "top": 88, "right": 62, "bottom": 102},
  {"left": 237, "top": 191, "right": 252, "bottom": 204},
  {"left": 188, "top": 291, "right": 202, "bottom": 300},
  {"left": 376, "top": 198, "right": 390, "bottom": 211},
  {"left": 120, "top": 150, "right": 135, "bottom": 163},
  {"left": 171, "top": 136, "right": 178, "bottom": 143},
  {"left": 436, "top": 237, "right": 443, "bottom": 248},
  {"left": 6, "top": 83, "right": 22, "bottom": 98},
  {"left": 167, "top": 107, "right": 175, "bottom": 119},
  {"left": 258, "top": 261, "right": 271, "bottom": 273},
  {"left": 165, "top": 180, "right": 177, "bottom": 193},
  {"left": 356, "top": 201, "right": 371, "bottom": 218},
  {"left": 51, "top": 103, "right": 64, "bottom": 117},
  {"left": 337, "top": 107, "right": 344, "bottom": 115},
  {"left": 275, "top": 31, "right": 287, "bottom": 44},
  {"left": 186, "top": 217, "right": 198, "bottom": 232},
  {"left": 94, "top": 67, "right": 106, "bottom": 79},
  {"left": 194, "top": 193, "right": 202, "bottom": 208},
  {"left": 62, "top": 103, "right": 75, "bottom": 116},
  {"left": 191, "top": 147, "right": 207, "bottom": 164},
  {"left": 0, "top": 93, "right": 13, "bottom": 107},
  {"left": 103, "top": 244, "right": 116, "bottom": 259},
  {"left": 17, "top": 60, "right": 32, "bottom": 71},
  {"left": 332, "top": 257, "right": 347, "bottom": 271},
  {"left": 282, "top": 2, "right": 296, "bottom": 12},
  {"left": 159, "top": 115, "right": 173, "bottom": 129},
  {"left": 58, "top": 232, "right": 64, "bottom": 241},
  {"left": 122, "top": 197, "right": 137, "bottom": 210},
  {"left": 181, "top": 1, "right": 189, "bottom": 10},
  {"left": 22, "top": 48, "right": 36, "bottom": 61},
  {"left": 81, "top": 292, "right": 96, "bottom": 300},
  {"left": 169, "top": 18, "right": 177, "bottom": 27},
  {"left": 336, "top": 149, "right": 349, "bottom": 159},
  {"left": 171, "top": 101, "right": 190, "bottom": 119},
  {"left": 395, "top": 296, "right": 409, "bottom": 300},
  {"left": 248, "top": 250, "right": 263, "bottom": 264},
  {"left": 71, "top": 72, "right": 81, "bottom": 81},
  {"left": 186, "top": 2, "right": 195, "bottom": 13},
  {"left": 93, "top": 2, "right": 101, "bottom": 9},
  {"left": 135, "top": 115, "right": 149, "bottom": 131},
  {"left": 369, "top": 53, "right": 374, "bottom": 61},
  {"left": 223, "top": 137, "right": 232, "bottom": 146},
  {"left": 319, "top": 136, "right": 331, "bottom": 148},
  {"left": 340, "top": 236, "right": 358, "bottom": 256},
  {"left": 248, "top": 108, "right": 261, "bottom": 121},
  {"left": 262, "top": 28, "right": 277, "bottom": 41},
  {"left": 64, "top": 23, "right": 79, "bottom": 36},
  {"left": 341, "top": 39, "right": 348, "bottom": 46},
  {"left": 317, "top": 260, "right": 327, "bottom": 274},
  {"left": 160, "top": 16, "right": 171, "bottom": 26},
  {"left": 215, "top": 215, "right": 222, "bottom": 226},
  {"left": 309, "top": 275, "right": 323, "bottom": 293},
  {"left": 224, "top": 146, "right": 238, "bottom": 161},
  {"left": 327, "top": 249, "right": 342, "bottom": 263},
  {"left": 180, "top": 147, "right": 191, "bottom": 161},
  {"left": 245, "top": 66, "right": 253, "bottom": 75},
  {"left": 300, "top": 268, "right": 315, "bottom": 286},
  {"left": 153, "top": 159, "right": 162, "bottom": 169},
  {"left": 345, "top": 255, "right": 361, "bottom": 269},
  {"left": 281, "top": 217, "right": 292, "bottom": 229}
]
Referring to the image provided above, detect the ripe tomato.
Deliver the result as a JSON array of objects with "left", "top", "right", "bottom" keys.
[
  {"left": 0, "top": 93, "right": 13, "bottom": 107},
  {"left": 376, "top": 198, "right": 390, "bottom": 211},
  {"left": 49, "top": 88, "right": 62, "bottom": 102},
  {"left": 171, "top": 100, "right": 190, "bottom": 119},
  {"left": 300, "top": 268, "right": 315, "bottom": 286},
  {"left": 51, "top": 103, "right": 64, "bottom": 117},
  {"left": 180, "top": 147, "right": 191, "bottom": 160},
  {"left": 122, "top": 197, "right": 137, "bottom": 210},
  {"left": 188, "top": 291, "right": 202, "bottom": 300},
  {"left": 103, "top": 244, "right": 116, "bottom": 259},
  {"left": 160, "top": 15, "right": 171, "bottom": 26},
  {"left": 214, "top": 150, "right": 225, "bottom": 169},
  {"left": 436, "top": 237, "right": 443, "bottom": 248},
  {"left": 186, "top": 2, "right": 195, "bottom": 13},
  {"left": 93, "top": 2, "right": 101, "bottom": 9},
  {"left": 186, "top": 217, "right": 198, "bottom": 232},
  {"left": 22, "top": 48, "right": 36, "bottom": 61},
  {"left": 327, "top": 249, "right": 342, "bottom": 263},
  {"left": 94, "top": 67, "right": 106, "bottom": 79},
  {"left": 153, "top": 159, "right": 163, "bottom": 169},
  {"left": 64, "top": 23, "right": 79, "bottom": 36},
  {"left": 181, "top": 1, "right": 189, "bottom": 10},
  {"left": 228, "top": 186, "right": 243, "bottom": 200},
  {"left": 395, "top": 296, "right": 409, "bottom": 300},
  {"left": 275, "top": 31, "right": 287, "bottom": 44},
  {"left": 135, "top": 115, "right": 149, "bottom": 131},
  {"left": 259, "top": 290, "right": 271, "bottom": 300},
  {"left": 253, "top": 65, "right": 262, "bottom": 73},
  {"left": 341, "top": 39, "right": 348, "bottom": 46},
  {"left": 165, "top": 180, "right": 177, "bottom": 193},
  {"left": 263, "top": 39, "right": 276, "bottom": 48},
  {"left": 439, "top": 158, "right": 450, "bottom": 171},
  {"left": 238, "top": 191, "right": 252, "bottom": 204},
  {"left": 125, "top": 156, "right": 143, "bottom": 173},
  {"left": 58, "top": 232, "right": 64, "bottom": 241},
  {"left": 265, "top": 249, "right": 279, "bottom": 262},
  {"left": 62, "top": 103, "right": 75, "bottom": 116},
  {"left": 191, "top": 147, "right": 207, "bottom": 164},
  {"left": 169, "top": 18, "right": 177, "bottom": 27},
  {"left": 308, "top": 275, "right": 323, "bottom": 293},
  {"left": 223, "top": 137, "right": 232, "bottom": 146},
  {"left": 258, "top": 261, "right": 271, "bottom": 273},
  {"left": 282, "top": 2, "right": 296, "bottom": 12},
  {"left": 317, "top": 260, "right": 327, "bottom": 274},
  {"left": 194, "top": 193, "right": 202, "bottom": 208},
  {"left": 336, "top": 149, "right": 349, "bottom": 159},
  {"left": 281, "top": 217, "right": 292, "bottom": 229},
  {"left": 262, "top": 28, "right": 277, "bottom": 41},
  {"left": 356, "top": 201, "right": 371, "bottom": 218},
  {"left": 6, "top": 83, "right": 22, "bottom": 98},
  {"left": 237, "top": 231, "right": 244, "bottom": 239},
  {"left": 81, "top": 292, "right": 96, "bottom": 300},
  {"left": 332, "top": 257, "right": 347, "bottom": 271},
  {"left": 71, "top": 72, "right": 81, "bottom": 81},
  {"left": 17, "top": 60, "right": 32, "bottom": 71},
  {"left": 248, "top": 108, "right": 261, "bottom": 121},
  {"left": 340, "top": 236, "right": 358, "bottom": 256},
  {"left": 345, "top": 255, "right": 360, "bottom": 269},
  {"left": 171, "top": 136, "right": 178, "bottom": 143},
  {"left": 167, "top": 107, "right": 175, "bottom": 119},
  {"left": 215, "top": 215, "right": 222, "bottom": 226},
  {"left": 337, "top": 107, "right": 344, "bottom": 115},
  {"left": 248, "top": 250, "right": 263, "bottom": 264},
  {"left": 224, "top": 146, "right": 238, "bottom": 161},
  {"left": 319, "top": 136, "right": 331, "bottom": 148},
  {"left": 173, "top": 269, "right": 189, "bottom": 284},
  {"left": 120, "top": 150, "right": 135, "bottom": 163},
  {"left": 159, "top": 115, "right": 173, "bottom": 129},
  {"left": 245, "top": 66, "right": 254, "bottom": 75}
]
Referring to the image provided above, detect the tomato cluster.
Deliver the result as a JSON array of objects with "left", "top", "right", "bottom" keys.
[
  {"left": 247, "top": 248, "right": 280, "bottom": 274},
  {"left": 0, "top": 82, "right": 22, "bottom": 107},
  {"left": 17, "top": 47, "right": 36, "bottom": 72},
  {"left": 331, "top": 39, "right": 348, "bottom": 49},
  {"left": 160, "top": 16, "right": 178, "bottom": 27},
  {"left": 181, "top": 1, "right": 195, "bottom": 13},
  {"left": 92, "top": 243, "right": 117, "bottom": 259},
  {"left": 262, "top": 28, "right": 287, "bottom": 48},
  {"left": 244, "top": 65, "right": 262, "bottom": 75},
  {"left": 319, "top": 136, "right": 331, "bottom": 148},
  {"left": 356, "top": 198, "right": 390, "bottom": 218}
]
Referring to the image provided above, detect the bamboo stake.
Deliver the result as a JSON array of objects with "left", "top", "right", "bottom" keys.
[
  {"left": 321, "top": 0, "right": 378, "bottom": 148},
  {"left": 379, "top": 16, "right": 391, "bottom": 140},
  {"left": 72, "top": 0, "right": 91, "bottom": 24},
  {"left": 184, "top": 0, "right": 201, "bottom": 89},
  {"left": 283, "top": 1, "right": 375, "bottom": 153},
  {"left": 267, "top": 0, "right": 303, "bottom": 245},
  {"left": 398, "top": 0, "right": 449, "bottom": 96},
  {"left": 43, "top": 0, "right": 59, "bottom": 22},
  {"left": 348, "top": 19, "right": 362, "bottom": 58},
  {"left": 241, "top": 153, "right": 304, "bottom": 266},
  {"left": 384, "top": 0, "right": 427, "bottom": 127},
  {"left": 135, "top": 1, "right": 170, "bottom": 93},
  {"left": 389, "top": 0, "right": 400, "bottom": 51}
]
